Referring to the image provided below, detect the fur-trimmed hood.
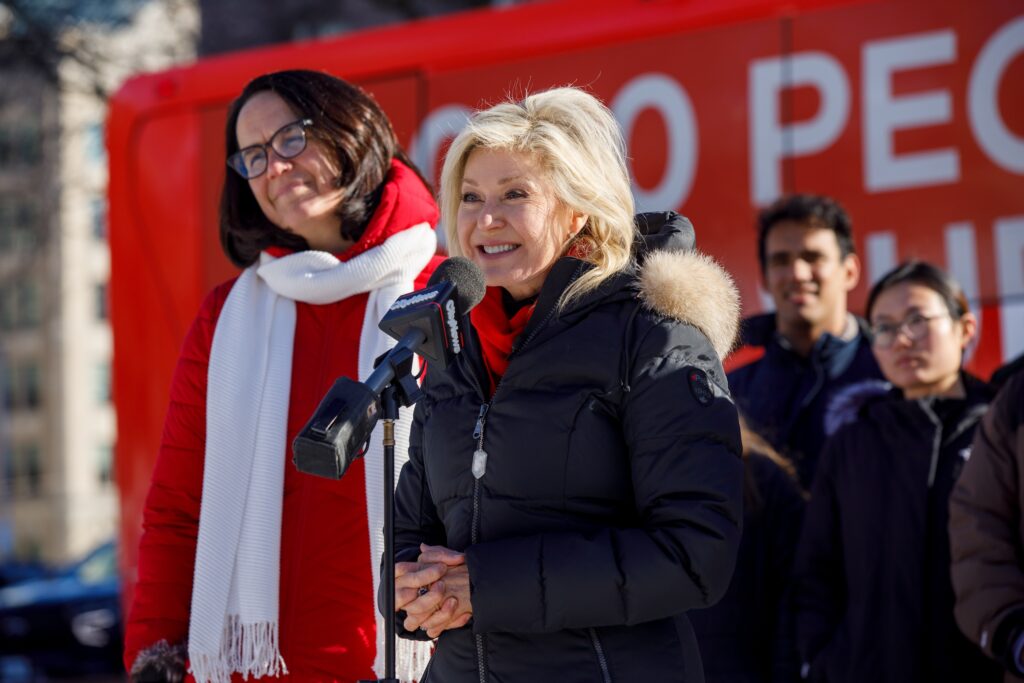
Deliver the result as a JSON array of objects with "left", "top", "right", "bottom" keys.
[
  {"left": 626, "top": 211, "right": 740, "bottom": 359},
  {"left": 824, "top": 372, "right": 994, "bottom": 438},
  {"left": 638, "top": 248, "right": 741, "bottom": 359},
  {"left": 824, "top": 379, "right": 893, "bottom": 437},
  {"left": 524, "top": 212, "right": 740, "bottom": 361}
]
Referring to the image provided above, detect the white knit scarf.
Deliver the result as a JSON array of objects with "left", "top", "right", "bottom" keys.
[{"left": 189, "top": 223, "right": 436, "bottom": 683}]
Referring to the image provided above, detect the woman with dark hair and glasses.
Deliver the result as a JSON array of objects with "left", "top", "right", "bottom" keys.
[
  {"left": 123, "top": 70, "right": 439, "bottom": 682},
  {"left": 793, "top": 260, "right": 1001, "bottom": 683}
]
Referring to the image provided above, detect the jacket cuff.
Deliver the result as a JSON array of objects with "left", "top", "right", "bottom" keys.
[
  {"left": 129, "top": 639, "right": 187, "bottom": 682},
  {"left": 1011, "top": 632, "right": 1024, "bottom": 677},
  {"left": 993, "top": 608, "right": 1024, "bottom": 676}
]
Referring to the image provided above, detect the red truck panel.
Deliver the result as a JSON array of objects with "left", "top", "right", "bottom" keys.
[{"left": 109, "top": 0, "right": 1024, "bottom": 602}]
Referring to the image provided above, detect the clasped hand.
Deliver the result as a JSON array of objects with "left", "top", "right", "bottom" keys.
[{"left": 395, "top": 544, "right": 473, "bottom": 638}]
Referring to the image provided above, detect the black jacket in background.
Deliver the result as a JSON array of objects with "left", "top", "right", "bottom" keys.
[
  {"left": 392, "top": 214, "right": 744, "bottom": 682},
  {"left": 690, "top": 451, "right": 806, "bottom": 683},
  {"left": 794, "top": 373, "right": 1002, "bottom": 683},
  {"left": 990, "top": 352, "right": 1024, "bottom": 393},
  {"left": 727, "top": 314, "right": 883, "bottom": 489}
]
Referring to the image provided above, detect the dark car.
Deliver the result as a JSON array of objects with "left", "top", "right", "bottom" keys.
[
  {"left": 0, "top": 542, "right": 123, "bottom": 680},
  {"left": 0, "top": 561, "right": 48, "bottom": 590}
]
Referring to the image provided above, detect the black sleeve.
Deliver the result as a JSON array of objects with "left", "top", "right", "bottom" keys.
[{"left": 465, "top": 318, "right": 744, "bottom": 634}]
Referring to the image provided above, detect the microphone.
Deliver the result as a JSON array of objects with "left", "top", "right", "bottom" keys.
[
  {"left": 292, "top": 257, "right": 485, "bottom": 479},
  {"left": 373, "top": 255, "right": 486, "bottom": 380}
]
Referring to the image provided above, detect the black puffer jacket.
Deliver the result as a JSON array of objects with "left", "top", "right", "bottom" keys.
[
  {"left": 393, "top": 215, "right": 744, "bottom": 682},
  {"left": 794, "top": 374, "right": 1001, "bottom": 683}
]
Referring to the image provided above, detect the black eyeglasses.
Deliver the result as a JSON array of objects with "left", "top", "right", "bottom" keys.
[
  {"left": 227, "top": 118, "right": 313, "bottom": 179},
  {"left": 870, "top": 312, "right": 950, "bottom": 349}
]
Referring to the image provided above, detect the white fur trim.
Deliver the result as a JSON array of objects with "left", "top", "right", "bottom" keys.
[{"left": 638, "top": 250, "right": 741, "bottom": 358}]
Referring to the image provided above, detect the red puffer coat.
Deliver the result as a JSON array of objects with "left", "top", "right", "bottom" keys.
[{"left": 124, "top": 160, "right": 440, "bottom": 681}]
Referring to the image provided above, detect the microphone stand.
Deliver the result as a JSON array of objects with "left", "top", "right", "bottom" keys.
[{"left": 360, "top": 348, "right": 422, "bottom": 683}]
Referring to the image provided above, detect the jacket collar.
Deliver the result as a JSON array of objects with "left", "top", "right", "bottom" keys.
[
  {"left": 825, "top": 371, "right": 993, "bottom": 438},
  {"left": 453, "top": 212, "right": 741, "bottom": 402},
  {"left": 517, "top": 212, "right": 739, "bottom": 359}
]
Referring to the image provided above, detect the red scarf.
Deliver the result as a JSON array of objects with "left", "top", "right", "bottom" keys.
[{"left": 470, "top": 286, "right": 536, "bottom": 394}]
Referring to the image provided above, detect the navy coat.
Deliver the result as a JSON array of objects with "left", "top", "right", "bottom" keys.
[
  {"left": 728, "top": 314, "right": 882, "bottom": 488},
  {"left": 794, "top": 375, "right": 1001, "bottom": 683}
]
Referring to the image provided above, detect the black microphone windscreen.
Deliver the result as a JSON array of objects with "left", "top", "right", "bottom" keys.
[{"left": 427, "top": 257, "right": 486, "bottom": 317}]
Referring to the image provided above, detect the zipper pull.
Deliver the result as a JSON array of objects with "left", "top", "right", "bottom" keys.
[
  {"left": 472, "top": 403, "right": 490, "bottom": 440},
  {"left": 472, "top": 449, "right": 488, "bottom": 479}
]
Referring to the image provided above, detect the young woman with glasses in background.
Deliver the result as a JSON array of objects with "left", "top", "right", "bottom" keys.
[
  {"left": 123, "top": 70, "right": 439, "bottom": 683},
  {"left": 792, "top": 260, "right": 1002, "bottom": 683}
]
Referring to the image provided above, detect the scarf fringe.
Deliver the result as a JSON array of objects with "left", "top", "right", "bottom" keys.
[
  {"left": 393, "top": 638, "right": 433, "bottom": 682},
  {"left": 189, "top": 617, "right": 289, "bottom": 683}
]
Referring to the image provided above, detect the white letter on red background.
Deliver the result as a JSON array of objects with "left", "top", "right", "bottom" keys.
[
  {"left": 411, "top": 105, "right": 471, "bottom": 188},
  {"left": 863, "top": 30, "right": 958, "bottom": 192},
  {"left": 410, "top": 105, "right": 471, "bottom": 249},
  {"left": 865, "top": 231, "right": 898, "bottom": 285},
  {"left": 749, "top": 52, "right": 850, "bottom": 205},
  {"left": 945, "top": 223, "right": 982, "bottom": 361},
  {"left": 969, "top": 15, "right": 1024, "bottom": 174},
  {"left": 612, "top": 74, "right": 698, "bottom": 213},
  {"left": 996, "top": 217, "right": 1024, "bottom": 363}
]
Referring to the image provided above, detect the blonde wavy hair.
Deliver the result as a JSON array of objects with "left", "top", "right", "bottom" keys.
[{"left": 439, "top": 86, "right": 636, "bottom": 306}]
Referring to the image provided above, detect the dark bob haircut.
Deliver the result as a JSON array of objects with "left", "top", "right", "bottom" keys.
[
  {"left": 757, "top": 193, "right": 855, "bottom": 272},
  {"left": 866, "top": 260, "right": 970, "bottom": 322},
  {"left": 220, "top": 69, "right": 422, "bottom": 267}
]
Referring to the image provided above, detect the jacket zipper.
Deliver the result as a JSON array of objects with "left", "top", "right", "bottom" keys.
[
  {"left": 945, "top": 404, "right": 988, "bottom": 446},
  {"left": 469, "top": 301, "right": 558, "bottom": 509},
  {"left": 800, "top": 352, "right": 826, "bottom": 410},
  {"left": 920, "top": 399, "right": 988, "bottom": 487},
  {"left": 468, "top": 390, "right": 489, "bottom": 683},
  {"left": 589, "top": 628, "right": 613, "bottom": 683},
  {"left": 919, "top": 400, "right": 943, "bottom": 488},
  {"left": 468, "top": 302, "right": 559, "bottom": 683}
]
